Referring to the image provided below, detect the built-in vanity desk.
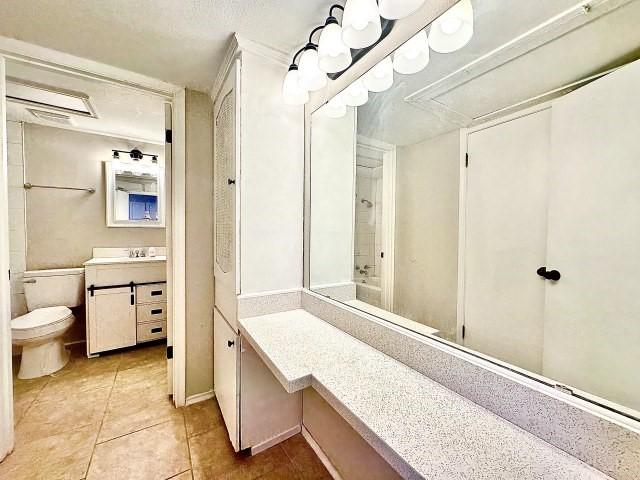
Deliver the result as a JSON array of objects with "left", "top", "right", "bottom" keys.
[
  {"left": 84, "top": 252, "right": 167, "bottom": 356},
  {"left": 239, "top": 310, "right": 609, "bottom": 480}
]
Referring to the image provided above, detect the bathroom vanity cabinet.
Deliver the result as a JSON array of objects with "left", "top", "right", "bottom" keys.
[{"left": 84, "top": 257, "right": 167, "bottom": 356}]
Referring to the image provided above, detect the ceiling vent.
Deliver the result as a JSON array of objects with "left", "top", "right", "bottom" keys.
[
  {"left": 6, "top": 77, "right": 96, "bottom": 118},
  {"left": 27, "top": 108, "right": 74, "bottom": 126}
]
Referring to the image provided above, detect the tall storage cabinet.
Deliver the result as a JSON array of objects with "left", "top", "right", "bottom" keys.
[{"left": 212, "top": 36, "right": 304, "bottom": 452}]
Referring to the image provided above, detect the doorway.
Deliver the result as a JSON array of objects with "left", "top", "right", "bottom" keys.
[{"left": 0, "top": 48, "right": 186, "bottom": 462}]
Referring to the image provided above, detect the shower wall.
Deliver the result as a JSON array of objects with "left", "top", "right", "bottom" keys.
[{"left": 354, "top": 159, "right": 383, "bottom": 306}]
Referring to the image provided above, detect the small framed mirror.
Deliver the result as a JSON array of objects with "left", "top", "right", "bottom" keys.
[{"left": 105, "top": 161, "right": 165, "bottom": 228}]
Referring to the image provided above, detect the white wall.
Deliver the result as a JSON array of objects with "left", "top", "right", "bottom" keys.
[
  {"left": 6, "top": 121, "right": 26, "bottom": 319},
  {"left": 240, "top": 50, "right": 304, "bottom": 294},
  {"left": 309, "top": 106, "right": 356, "bottom": 289},
  {"left": 184, "top": 89, "right": 214, "bottom": 398},
  {"left": 394, "top": 131, "right": 460, "bottom": 340}
]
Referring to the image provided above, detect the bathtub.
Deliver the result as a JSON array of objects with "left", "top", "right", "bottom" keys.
[{"left": 355, "top": 276, "right": 382, "bottom": 307}]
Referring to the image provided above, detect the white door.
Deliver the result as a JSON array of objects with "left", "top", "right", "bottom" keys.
[
  {"left": 464, "top": 109, "right": 551, "bottom": 373},
  {"left": 213, "top": 307, "right": 239, "bottom": 451},
  {"left": 0, "top": 56, "right": 15, "bottom": 462},
  {"left": 214, "top": 60, "right": 240, "bottom": 329},
  {"left": 164, "top": 102, "right": 173, "bottom": 394},
  {"left": 542, "top": 61, "right": 640, "bottom": 411},
  {"left": 88, "top": 287, "right": 137, "bottom": 354}
]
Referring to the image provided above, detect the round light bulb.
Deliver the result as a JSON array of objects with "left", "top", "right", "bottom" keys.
[
  {"left": 342, "top": 0, "right": 382, "bottom": 49},
  {"left": 282, "top": 67, "right": 309, "bottom": 105},
  {"left": 393, "top": 30, "right": 430, "bottom": 75},
  {"left": 324, "top": 95, "right": 348, "bottom": 119},
  {"left": 298, "top": 45, "right": 327, "bottom": 92},
  {"left": 378, "top": 0, "right": 427, "bottom": 20},
  {"left": 429, "top": 0, "right": 474, "bottom": 54},
  {"left": 343, "top": 78, "right": 369, "bottom": 107},
  {"left": 364, "top": 56, "right": 393, "bottom": 93},
  {"left": 318, "top": 20, "right": 352, "bottom": 73}
]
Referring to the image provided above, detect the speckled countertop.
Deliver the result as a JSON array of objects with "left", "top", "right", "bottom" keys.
[
  {"left": 239, "top": 310, "right": 611, "bottom": 480},
  {"left": 83, "top": 255, "right": 166, "bottom": 266}
]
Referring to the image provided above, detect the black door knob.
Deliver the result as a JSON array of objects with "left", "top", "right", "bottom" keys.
[
  {"left": 227, "top": 340, "right": 235, "bottom": 347},
  {"left": 537, "top": 267, "right": 561, "bottom": 281},
  {"left": 546, "top": 269, "right": 561, "bottom": 281}
]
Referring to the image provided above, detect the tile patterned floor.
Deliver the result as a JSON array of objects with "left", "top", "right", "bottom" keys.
[{"left": 1, "top": 343, "right": 331, "bottom": 480}]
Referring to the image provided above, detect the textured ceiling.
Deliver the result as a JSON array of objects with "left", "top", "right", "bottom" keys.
[{"left": 0, "top": 0, "right": 329, "bottom": 91}]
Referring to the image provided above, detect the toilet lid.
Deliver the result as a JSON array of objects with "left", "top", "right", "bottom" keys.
[{"left": 11, "top": 306, "right": 72, "bottom": 330}]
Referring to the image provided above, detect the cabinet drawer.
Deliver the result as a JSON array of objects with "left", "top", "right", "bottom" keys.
[
  {"left": 136, "top": 283, "right": 166, "bottom": 304},
  {"left": 137, "top": 303, "right": 167, "bottom": 324},
  {"left": 137, "top": 320, "right": 167, "bottom": 343}
]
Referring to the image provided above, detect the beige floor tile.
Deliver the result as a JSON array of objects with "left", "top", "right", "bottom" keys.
[
  {"left": 87, "top": 417, "right": 190, "bottom": 480},
  {"left": 98, "top": 382, "right": 181, "bottom": 442},
  {"left": 118, "top": 343, "right": 166, "bottom": 371},
  {"left": 255, "top": 461, "right": 302, "bottom": 480},
  {"left": 190, "top": 427, "right": 293, "bottom": 480},
  {"left": 169, "top": 471, "right": 194, "bottom": 479},
  {"left": 183, "top": 399, "right": 224, "bottom": 438},
  {"left": 0, "top": 423, "right": 99, "bottom": 480},
  {"left": 36, "top": 369, "right": 116, "bottom": 403},
  {"left": 113, "top": 361, "right": 166, "bottom": 389},
  {"left": 15, "top": 387, "right": 111, "bottom": 444},
  {"left": 281, "top": 435, "right": 332, "bottom": 480}
]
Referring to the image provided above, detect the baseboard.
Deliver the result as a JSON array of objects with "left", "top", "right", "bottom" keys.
[
  {"left": 301, "top": 426, "right": 343, "bottom": 480},
  {"left": 250, "top": 424, "right": 301, "bottom": 455},
  {"left": 185, "top": 390, "right": 215, "bottom": 406}
]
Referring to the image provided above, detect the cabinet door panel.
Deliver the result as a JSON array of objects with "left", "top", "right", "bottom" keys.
[
  {"left": 214, "top": 307, "right": 239, "bottom": 451},
  {"left": 543, "top": 61, "right": 640, "bottom": 411},
  {"left": 88, "top": 287, "right": 136, "bottom": 354},
  {"left": 464, "top": 109, "right": 551, "bottom": 373}
]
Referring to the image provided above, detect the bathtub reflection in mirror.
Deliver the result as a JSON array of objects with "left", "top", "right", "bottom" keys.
[{"left": 309, "top": 0, "right": 640, "bottom": 420}]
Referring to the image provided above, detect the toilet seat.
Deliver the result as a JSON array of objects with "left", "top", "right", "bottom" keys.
[{"left": 11, "top": 306, "right": 74, "bottom": 340}]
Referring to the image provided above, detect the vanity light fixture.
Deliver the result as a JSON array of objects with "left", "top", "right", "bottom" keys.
[
  {"left": 318, "top": 5, "right": 352, "bottom": 74},
  {"left": 323, "top": 94, "right": 348, "bottom": 118},
  {"left": 298, "top": 26, "right": 329, "bottom": 92},
  {"left": 378, "top": 0, "right": 427, "bottom": 20},
  {"left": 393, "top": 29, "right": 430, "bottom": 74},
  {"left": 342, "top": 0, "right": 382, "bottom": 49},
  {"left": 428, "top": 0, "right": 474, "bottom": 53},
  {"left": 342, "top": 78, "right": 369, "bottom": 106},
  {"left": 112, "top": 149, "right": 158, "bottom": 163},
  {"left": 364, "top": 56, "right": 394, "bottom": 92},
  {"left": 282, "top": 63, "right": 310, "bottom": 105}
]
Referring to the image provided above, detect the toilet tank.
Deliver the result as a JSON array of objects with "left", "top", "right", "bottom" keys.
[{"left": 23, "top": 268, "right": 85, "bottom": 311}]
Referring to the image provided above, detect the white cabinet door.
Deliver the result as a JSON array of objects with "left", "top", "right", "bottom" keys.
[
  {"left": 464, "top": 109, "right": 551, "bottom": 373},
  {"left": 543, "top": 61, "right": 640, "bottom": 410},
  {"left": 214, "top": 60, "right": 240, "bottom": 330},
  {"left": 88, "top": 287, "right": 136, "bottom": 355},
  {"left": 214, "top": 307, "right": 239, "bottom": 451}
]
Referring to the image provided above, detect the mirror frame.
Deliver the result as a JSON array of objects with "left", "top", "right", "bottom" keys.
[{"left": 105, "top": 160, "right": 165, "bottom": 228}]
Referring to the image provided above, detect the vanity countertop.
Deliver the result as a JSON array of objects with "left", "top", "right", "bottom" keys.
[
  {"left": 83, "top": 255, "right": 167, "bottom": 266},
  {"left": 239, "top": 310, "right": 610, "bottom": 480}
]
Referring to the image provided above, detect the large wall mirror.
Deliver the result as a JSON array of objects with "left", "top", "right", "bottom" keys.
[{"left": 309, "top": 0, "right": 640, "bottom": 421}]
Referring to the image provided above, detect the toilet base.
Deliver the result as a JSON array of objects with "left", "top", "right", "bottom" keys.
[{"left": 18, "top": 338, "right": 70, "bottom": 379}]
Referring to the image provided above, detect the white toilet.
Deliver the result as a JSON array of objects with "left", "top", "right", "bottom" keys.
[{"left": 11, "top": 268, "right": 85, "bottom": 379}]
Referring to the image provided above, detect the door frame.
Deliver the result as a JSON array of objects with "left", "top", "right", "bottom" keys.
[
  {"left": 0, "top": 55, "right": 14, "bottom": 462},
  {"left": 0, "top": 37, "right": 188, "bottom": 461},
  {"left": 356, "top": 135, "right": 396, "bottom": 310},
  {"left": 455, "top": 101, "right": 555, "bottom": 345}
]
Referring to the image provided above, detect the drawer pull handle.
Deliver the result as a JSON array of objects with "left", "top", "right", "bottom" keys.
[
  {"left": 151, "top": 327, "right": 163, "bottom": 333},
  {"left": 151, "top": 290, "right": 163, "bottom": 296},
  {"left": 227, "top": 340, "right": 235, "bottom": 347},
  {"left": 151, "top": 309, "right": 163, "bottom": 315}
]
